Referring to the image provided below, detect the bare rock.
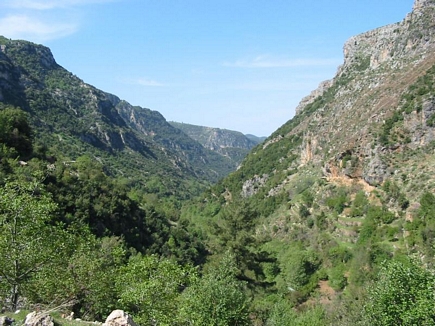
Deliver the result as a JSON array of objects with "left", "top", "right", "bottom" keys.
[
  {"left": 103, "top": 310, "right": 137, "bottom": 326},
  {"left": 241, "top": 174, "right": 269, "bottom": 198},
  {"left": 0, "top": 316, "right": 14, "bottom": 326},
  {"left": 24, "top": 312, "right": 54, "bottom": 326}
]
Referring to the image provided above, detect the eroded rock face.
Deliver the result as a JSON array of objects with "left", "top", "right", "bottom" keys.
[
  {"left": 295, "top": 80, "right": 333, "bottom": 115},
  {"left": 0, "top": 316, "right": 14, "bottom": 326},
  {"left": 286, "top": 0, "right": 435, "bottom": 190},
  {"left": 103, "top": 310, "right": 137, "bottom": 326},
  {"left": 363, "top": 145, "right": 389, "bottom": 186},
  {"left": 413, "top": 0, "right": 435, "bottom": 12},
  {"left": 241, "top": 174, "right": 269, "bottom": 198},
  {"left": 24, "top": 312, "right": 54, "bottom": 326},
  {"left": 403, "top": 98, "right": 435, "bottom": 148}
]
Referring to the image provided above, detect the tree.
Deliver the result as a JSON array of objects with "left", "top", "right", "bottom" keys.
[
  {"left": 210, "top": 200, "right": 268, "bottom": 281},
  {"left": 178, "top": 253, "right": 251, "bottom": 326},
  {"left": 116, "top": 254, "right": 193, "bottom": 325},
  {"left": 0, "top": 181, "right": 64, "bottom": 310},
  {"left": 0, "top": 107, "right": 32, "bottom": 157},
  {"left": 266, "top": 301, "right": 326, "bottom": 326},
  {"left": 27, "top": 233, "right": 126, "bottom": 320},
  {"left": 364, "top": 258, "right": 435, "bottom": 326}
]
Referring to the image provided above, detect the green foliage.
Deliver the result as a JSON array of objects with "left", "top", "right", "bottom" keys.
[
  {"left": 384, "top": 63, "right": 435, "bottom": 144},
  {"left": 402, "top": 64, "right": 435, "bottom": 114},
  {"left": 275, "top": 245, "right": 321, "bottom": 296},
  {"left": 406, "top": 192, "right": 435, "bottom": 258},
  {"left": 210, "top": 200, "right": 271, "bottom": 282},
  {"left": 0, "top": 106, "right": 32, "bottom": 157},
  {"left": 266, "top": 300, "right": 326, "bottom": 326},
  {"left": 116, "top": 254, "right": 193, "bottom": 325},
  {"left": 380, "top": 110, "right": 404, "bottom": 146},
  {"left": 327, "top": 245, "right": 352, "bottom": 265},
  {"left": 364, "top": 258, "right": 435, "bottom": 326},
  {"left": 349, "top": 190, "right": 369, "bottom": 217},
  {"left": 179, "top": 253, "right": 251, "bottom": 326},
  {"left": 315, "top": 211, "right": 328, "bottom": 230},
  {"left": 366, "top": 205, "right": 396, "bottom": 224},
  {"left": 354, "top": 54, "right": 371, "bottom": 71},
  {"left": 326, "top": 187, "right": 349, "bottom": 214},
  {"left": 328, "top": 263, "right": 348, "bottom": 291},
  {"left": 0, "top": 181, "right": 63, "bottom": 310},
  {"left": 382, "top": 180, "right": 409, "bottom": 210},
  {"left": 419, "top": 191, "right": 435, "bottom": 218},
  {"left": 0, "top": 36, "right": 9, "bottom": 45},
  {"left": 28, "top": 234, "right": 126, "bottom": 320}
]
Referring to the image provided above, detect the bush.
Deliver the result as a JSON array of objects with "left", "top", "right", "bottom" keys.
[{"left": 364, "top": 258, "right": 435, "bottom": 326}]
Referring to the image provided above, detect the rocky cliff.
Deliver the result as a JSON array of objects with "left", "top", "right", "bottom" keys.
[
  {"left": 169, "top": 121, "right": 260, "bottom": 167},
  {"left": 272, "top": 0, "right": 435, "bottom": 193},
  {"left": 0, "top": 36, "right": 235, "bottom": 197},
  {"left": 190, "top": 2, "right": 435, "bottom": 313},
  {"left": 208, "top": 0, "right": 435, "bottom": 228}
]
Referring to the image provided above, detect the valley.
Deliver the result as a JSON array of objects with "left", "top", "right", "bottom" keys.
[{"left": 1, "top": 1, "right": 435, "bottom": 325}]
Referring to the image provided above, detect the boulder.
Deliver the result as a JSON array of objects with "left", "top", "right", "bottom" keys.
[
  {"left": 0, "top": 316, "right": 14, "bottom": 326},
  {"left": 103, "top": 310, "right": 137, "bottom": 326},
  {"left": 24, "top": 312, "right": 54, "bottom": 326}
]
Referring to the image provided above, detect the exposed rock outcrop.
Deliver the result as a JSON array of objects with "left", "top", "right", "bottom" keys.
[
  {"left": 286, "top": 0, "right": 435, "bottom": 190},
  {"left": 295, "top": 80, "right": 333, "bottom": 115},
  {"left": 241, "top": 174, "right": 269, "bottom": 198},
  {"left": 24, "top": 312, "right": 54, "bottom": 326},
  {"left": 103, "top": 310, "right": 137, "bottom": 326},
  {"left": 0, "top": 316, "right": 14, "bottom": 326}
]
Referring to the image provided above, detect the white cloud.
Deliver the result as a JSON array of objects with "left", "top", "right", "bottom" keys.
[
  {"left": 0, "top": 0, "right": 118, "bottom": 41},
  {"left": 3, "top": 0, "right": 116, "bottom": 10},
  {"left": 223, "top": 55, "right": 341, "bottom": 68},
  {"left": 0, "top": 15, "right": 78, "bottom": 41},
  {"left": 137, "top": 79, "right": 165, "bottom": 87},
  {"left": 123, "top": 78, "right": 166, "bottom": 87}
]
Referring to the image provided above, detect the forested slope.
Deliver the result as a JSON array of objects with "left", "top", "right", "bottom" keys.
[
  {"left": 0, "top": 35, "right": 235, "bottom": 203},
  {"left": 180, "top": 0, "right": 435, "bottom": 324},
  {"left": 2, "top": 0, "right": 435, "bottom": 325}
]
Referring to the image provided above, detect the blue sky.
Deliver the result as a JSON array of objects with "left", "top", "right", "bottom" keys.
[{"left": 0, "top": 0, "right": 414, "bottom": 136}]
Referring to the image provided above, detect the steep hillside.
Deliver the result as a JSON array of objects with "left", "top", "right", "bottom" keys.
[
  {"left": 170, "top": 121, "right": 261, "bottom": 167},
  {"left": 0, "top": 36, "right": 234, "bottom": 199},
  {"left": 221, "top": 0, "right": 435, "bottom": 204},
  {"left": 183, "top": 0, "right": 435, "bottom": 323}
]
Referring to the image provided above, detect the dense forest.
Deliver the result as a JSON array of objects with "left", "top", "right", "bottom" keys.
[{"left": 2, "top": 1, "right": 435, "bottom": 325}]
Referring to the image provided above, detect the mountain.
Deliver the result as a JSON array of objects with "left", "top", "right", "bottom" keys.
[
  {"left": 185, "top": 0, "right": 435, "bottom": 322},
  {"left": 3, "top": 0, "right": 435, "bottom": 322},
  {"left": 212, "top": 0, "right": 435, "bottom": 211},
  {"left": 245, "top": 134, "right": 267, "bottom": 144},
  {"left": 169, "top": 121, "right": 262, "bottom": 167},
  {"left": 0, "top": 36, "right": 235, "bottom": 199}
]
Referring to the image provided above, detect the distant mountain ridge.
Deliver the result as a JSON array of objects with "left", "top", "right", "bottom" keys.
[
  {"left": 169, "top": 121, "right": 263, "bottom": 167},
  {"left": 187, "top": 0, "right": 435, "bottom": 315},
  {"left": 0, "top": 36, "right": 236, "bottom": 198}
]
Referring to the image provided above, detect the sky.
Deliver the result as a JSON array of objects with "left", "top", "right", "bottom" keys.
[{"left": 0, "top": 0, "right": 414, "bottom": 137}]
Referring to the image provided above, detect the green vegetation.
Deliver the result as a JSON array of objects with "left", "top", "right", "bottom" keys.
[
  {"left": 0, "top": 181, "right": 61, "bottom": 310},
  {"left": 381, "top": 63, "right": 435, "bottom": 146},
  {"left": 3, "top": 25, "right": 435, "bottom": 325},
  {"left": 365, "top": 258, "right": 435, "bottom": 326},
  {"left": 178, "top": 253, "right": 251, "bottom": 326}
]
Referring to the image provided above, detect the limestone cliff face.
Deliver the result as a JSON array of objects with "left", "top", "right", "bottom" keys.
[
  {"left": 0, "top": 37, "right": 237, "bottom": 185},
  {"left": 295, "top": 80, "right": 332, "bottom": 115},
  {"left": 169, "top": 121, "right": 259, "bottom": 167},
  {"left": 342, "top": 0, "right": 435, "bottom": 72},
  {"left": 413, "top": 0, "right": 435, "bottom": 12},
  {"left": 297, "top": 0, "right": 435, "bottom": 118},
  {"left": 260, "top": 0, "right": 435, "bottom": 196}
]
